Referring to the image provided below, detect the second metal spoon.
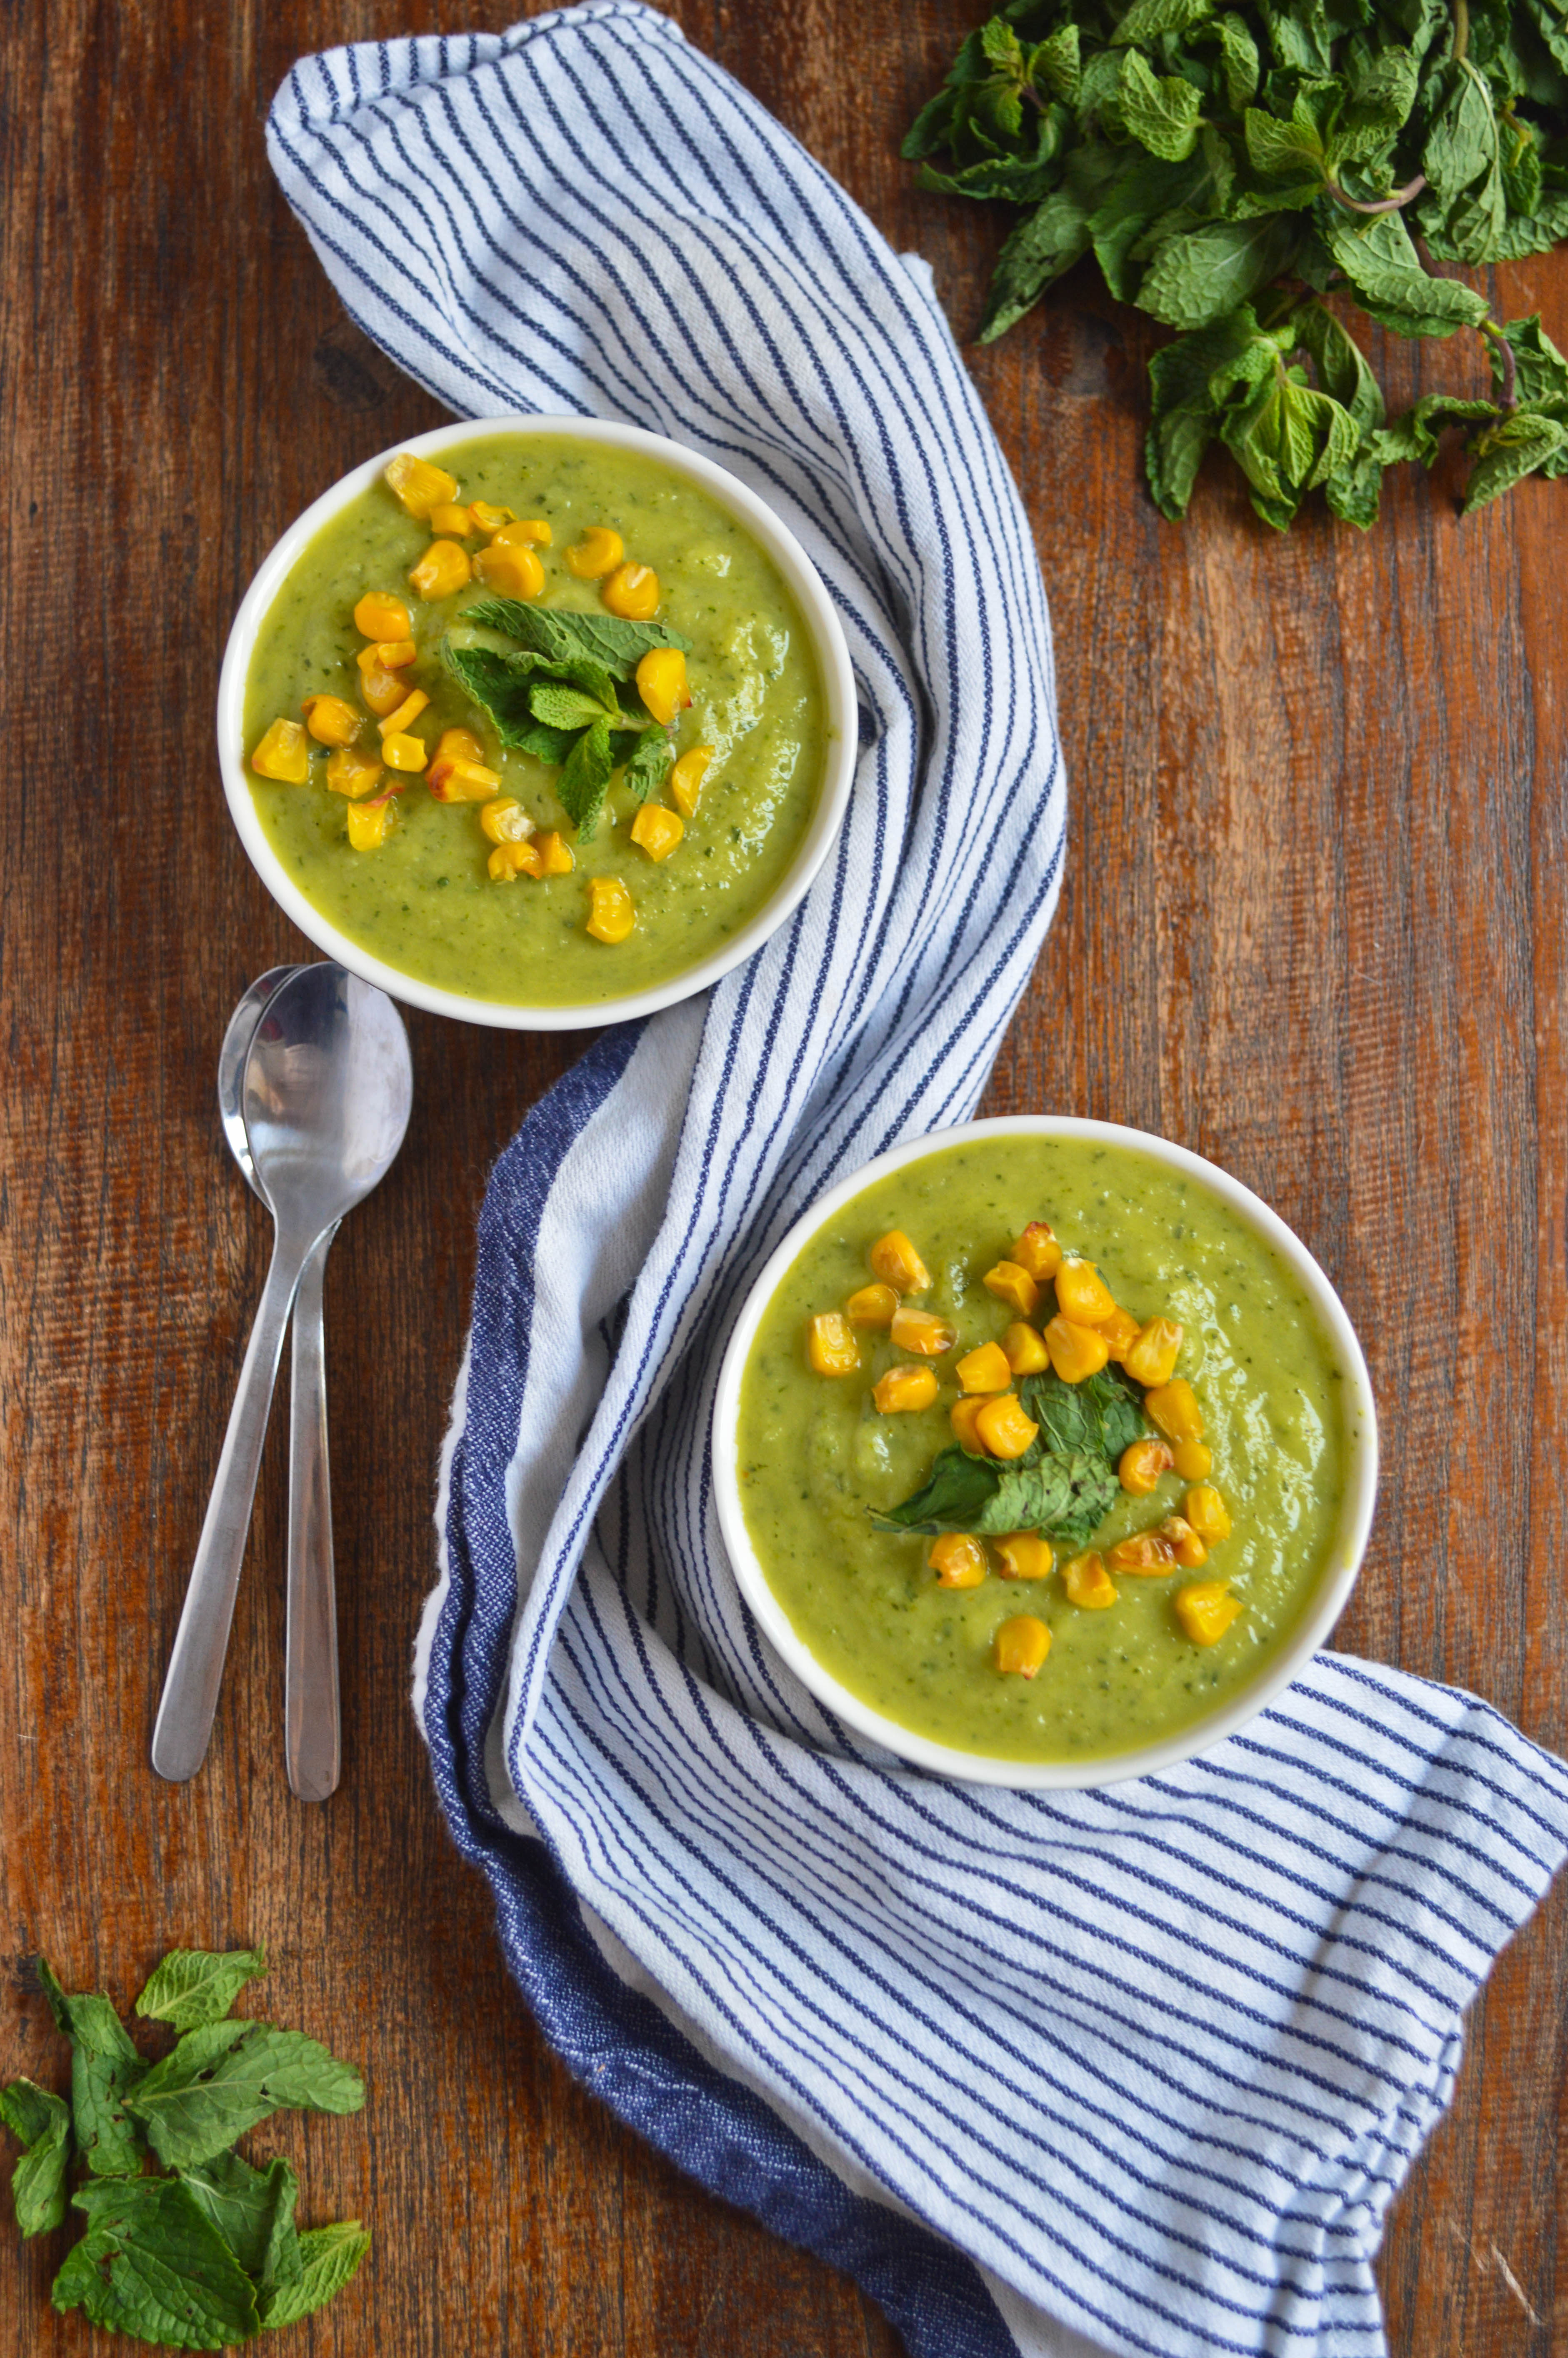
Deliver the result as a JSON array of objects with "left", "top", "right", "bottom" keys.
[{"left": 218, "top": 966, "right": 342, "bottom": 1803}]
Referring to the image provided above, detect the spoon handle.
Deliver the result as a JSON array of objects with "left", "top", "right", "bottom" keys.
[
  {"left": 152, "top": 1228, "right": 315, "bottom": 1783},
  {"left": 285, "top": 1225, "right": 340, "bottom": 1803}
]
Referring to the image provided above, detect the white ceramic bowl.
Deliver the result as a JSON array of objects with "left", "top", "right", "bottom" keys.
[
  {"left": 713, "top": 1116, "right": 1379, "bottom": 1789},
  {"left": 218, "top": 414, "right": 858, "bottom": 1031}
]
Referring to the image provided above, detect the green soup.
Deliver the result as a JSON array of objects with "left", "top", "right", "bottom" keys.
[
  {"left": 735, "top": 1136, "right": 1351, "bottom": 1765},
  {"left": 242, "top": 433, "right": 828, "bottom": 1007}
]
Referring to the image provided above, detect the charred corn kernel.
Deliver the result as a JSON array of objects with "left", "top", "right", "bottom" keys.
[
  {"left": 493, "top": 515, "right": 551, "bottom": 546},
  {"left": 300, "top": 694, "right": 360, "bottom": 748},
  {"left": 1184, "top": 1484, "right": 1231, "bottom": 1544},
  {"left": 250, "top": 718, "right": 310, "bottom": 783},
  {"left": 425, "top": 725, "right": 486, "bottom": 790},
  {"left": 806, "top": 1311, "right": 859, "bottom": 1376},
  {"left": 468, "top": 501, "right": 514, "bottom": 535},
  {"left": 586, "top": 875, "right": 635, "bottom": 944},
  {"left": 846, "top": 1283, "right": 898, "bottom": 1328},
  {"left": 488, "top": 839, "right": 543, "bottom": 881},
  {"left": 1118, "top": 1437, "right": 1174, "bottom": 1496},
  {"left": 603, "top": 561, "right": 659, "bottom": 619},
  {"left": 358, "top": 663, "right": 406, "bottom": 716},
  {"left": 635, "top": 648, "right": 691, "bottom": 725},
  {"left": 536, "top": 830, "right": 575, "bottom": 875},
  {"left": 869, "top": 1230, "right": 931, "bottom": 1293},
  {"left": 995, "top": 1615, "right": 1051, "bottom": 1678},
  {"left": 873, "top": 1364, "right": 938, "bottom": 1414},
  {"left": 382, "top": 732, "right": 429, "bottom": 773},
  {"left": 955, "top": 1341, "right": 1013, "bottom": 1394},
  {"left": 1107, "top": 1531, "right": 1178, "bottom": 1576},
  {"left": 1145, "top": 1380, "right": 1203, "bottom": 1445},
  {"left": 378, "top": 688, "right": 431, "bottom": 739},
  {"left": 1175, "top": 1582, "right": 1243, "bottom": 1646},
  {"left": 1011, "top": 1221, "right": 1063, "bottom": 1280},
  {"left": 950, "top": 1396, "right": 989, "bottom": 1450},
  {"left": 430, "top": 757, "right": 501, "bottom": 802},
  {"left": 1001, "top": 1320, "right": 1050, "bottom": 1375},
  {"left": 930, "top": 1534, "right": 988, "bottom": 1590},
  {"left": 429, "top": 501, "right": 473, "bottom": 537},
  {"left": 983, "top": 1260, "right": 1042, "bottom": 1318},
  {"left": 1055, "top": 1259, "right": 1116, "bottom": 1325},
  {"left": 630, "top": 804, "right": 684, "bottom": 862},
  {"left": 325, "top": 745, "right": 385, "bottom": 800},
  {"left": 345, "top": 794, "right": 396, "bottom": 850},
  {"left": 1161, "top": 1515, "right": 1208, "bottom": 1569},
  {"left": 480, "top": 798, "right": 536, "bottom": 847},
  {"left": 353, "top": 591, "right": 411, "bottom": 640},
  {"left": 975, "top": 1393, "right": 1039, "bottom": 1460},
  {"left": 565, "top": 525, "right": 624, "bottom": 578},
  {"left": 384, "top": 451, "right": 459, "bottom": 518},
  {"left": 408, "top": 539, "right": 473, "bottom": 600},
  {"left": 1044, "top": 1315, "right": 1110, "bottom": 1384},
  {"left": 358, "top": 638, "right": 417, "bottom": 674},
  {"left": 1099, "top": 1307, "right": 1141, "bottom": 1361},
  {"left": 1173, "top": 1439, "right": 1212, "bottom": 1480},
  {"left": 473, "top": 541, "right": 544, "bottom": 599},
  {"left": 890, "top": 1306, "right": 956, "bottom": 1358},
  {"left": 1062, "top": 1550, "right": 1118, "bottom": 1610},
  {"left": 995, "top": 1533, "right": 1053, "bottom": 1582},
  {"left": 1125, "top": 1317, "right": 1184, "bottom": 1388},
  {"left": 669, "top": 746, "right": 715, "bottom": 818}
]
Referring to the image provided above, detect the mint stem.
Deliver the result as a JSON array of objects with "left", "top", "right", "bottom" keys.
[
  {"left": 1481, "top": 319, "right": 1518, "bottom": 412},
  {"left": 1325, "top": 172, "right": 1428, "bottom": 215}
]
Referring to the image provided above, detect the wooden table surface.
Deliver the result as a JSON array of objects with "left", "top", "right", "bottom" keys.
[{"left": 3, "top": 0, "right": 1565, "bottom": 2350}]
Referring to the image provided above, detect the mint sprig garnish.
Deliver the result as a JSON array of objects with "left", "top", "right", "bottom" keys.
[
  {"left": 2, "top": 1947, "right": 369, "bottom": 2348},
  {"left": 441, "top": 595, "right": 687, "bottom": 836},
  {"left": 872, "top": 1364, "right": 1146, "bottom": 1548},
  {"left": 907, "top": 0, "right": 1568, "bottom": 525}
]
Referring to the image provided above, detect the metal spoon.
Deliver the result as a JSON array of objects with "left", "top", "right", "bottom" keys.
[
  {"left": 153, "top": 965, "right": 413, "bottom": 1784},
  {"left": 217, "top": 966, "right": 343, "bottom": 1803}
]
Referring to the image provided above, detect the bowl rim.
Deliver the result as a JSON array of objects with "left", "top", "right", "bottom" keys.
[
  {"left": 711, "top": 1115, "right": 1380, "bottom": 1790},
  {"left": 216, "top": 413, "right": 858, "bottom": 1032}
]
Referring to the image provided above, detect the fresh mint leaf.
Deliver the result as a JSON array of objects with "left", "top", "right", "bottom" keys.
[
  {"left": 1372, "top": 393, "right": 1498, "bottom": 464},
  {"left": 1137, "top": 213, "right": 1298, "bottom": 327},
  {"left": 1033, "top": 23, "right": 1082, "bottom": 102},
  {"left": 259, "top": 2221, "right": 372, "bottom": 2331},
  {"left": 1112, "top": 0, "right": 1216, "bottom": 43},
  {"left": 621, "top": 724, "right": 673, "bottom": 805},
  {"left": 1018, "top": 1365, "right": 1146, "bottom": 1461},
  {"left": 981, "top": 1450, "right": 1122, "bottom": 1548},
  {"left": 35, "top": 1956, "right": 148, "bottom": 2179},
  {"left": 1244, "top": 96, "right": 1328, "bottom": 182},
  {"left": 529, "top": 684, "right": 620, "bottom": 732},
  {"left": 126, "top": 2020, "right": 365, "bottom": 2170},
  {"left": 1323, "top": 210, "right": 1491, "bottom": 333},
  {"left": 1336, "top": 45, "right": 1420, "bottom": 157},
  {"left": 178, "top": 2150, "right": 302, "bottom": 2293},
  {"left": 979, "top": 190, "right": 1094, "bottom": 337},
  {"left": 459, "top": 596, "right": 688, "bottom": 672},
  {"left": 1463, "top": 408, "right": 1568, "bottom": 504},
  {"left": 440, "top": 643, "right": 578, "bottom": 764},
  {"left": 1220, "top": 365, "right": 1361, "bottom": 526},
  {"left": 1118, "top": 48, "right": 1204, "bottom": 161},
  {"left": 1493, "top": 311, "right": 1568, "bottom": 406},
  {"left": 870, "top": 1445, "right": 1005, "bottom": 1535},
  {"left": 134, "top": 1946, "right": 267, "bottom": 2033},
  {"left": 1213, "top": 12, "right": 1261, "bottom": 108},
  {"left": 553, "top": 718, "right": 615, "bottom": 842},
  {"left": 53, "top": 2178, "right": 261, "bottom": 2351},
  {"left": 1, "top": 2080, "right": 71, "bottom": 2237}
]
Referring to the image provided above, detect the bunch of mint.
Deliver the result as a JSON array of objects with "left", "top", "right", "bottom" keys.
[
  {"left": 0, "top": 1947, "right": 369, "bottom": 2348},
  {"left": 905, "top": 0, "right": 1568, "bottom": 525},
  {"left": 441, "top": 595, "right": 690, "bottom": 839}
]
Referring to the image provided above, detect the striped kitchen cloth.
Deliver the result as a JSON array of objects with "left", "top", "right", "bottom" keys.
[{"left": 268, "top": 13, "right": 1568, "bottom": 2354}]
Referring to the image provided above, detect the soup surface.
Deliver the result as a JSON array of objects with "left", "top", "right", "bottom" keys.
[
  {"left": 735, "top": 1135, "right": 1349, "bottom": 1764},
  {"left": 242, "top": 433, "right": 828, "bottom": 1006}
]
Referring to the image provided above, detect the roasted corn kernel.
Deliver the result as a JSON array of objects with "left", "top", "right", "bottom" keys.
[
  {"left": 384, "top": 451, "right": 459, "bottom": 518},
  {"left": 1174, "top": 1582, "right": 1243, "bottom": 1645},
  {"left": 586, "top": 875, "right": 635, "bottom": 943},
  {"left": 250, "top": 718, "right": 310, "bottom": 783},
  {"left": 635, "top": 648, "right": 691, "bottom": 725},
  {"left": 873, "top": 1364, "right": 938, "bottom": 1414},
  {"left": 468, "top": 501, "right": 515, "bottom": 535},
  {"left": 1001, "top": 1321, "right": 1050, "bottom": 1375},
  {"left": 473, "top": 541, "right": 544, "bottom": 598},
  {"left": 1062, "top": 1551, "right": 1118, "bottom": 1609},
  {"left": 1183, "top": 1484, "right": 1232, "bottom": 1544},
  {"left": 603, "top": 561, "right": 659, "bottom": 619},
  {"left": 408, "top": 539, "right": 472, "bottom": 600},
  {"left": 670, "top": 747, "right": 714, "bottom": 818},
  {"left": 846, "top": 1283, "right": 898, "bottom": 1328},
  {"left": 1172, "top": 1439, "right": 1213, "bottom": 1482},
  {"left": 1011, "top": 1221, "right": 1062, "bottom": 1280},
  {"left": 488, "top": 839, "right": 544, "bottom": 881},
  {"left": 983, "top": 1260, "right": 1041, "bottom": 1318},
  {"left": 300, "top": 695, "right": 360, "bottom": 748},
  {"left": 1118, "top": 1438, "right": 1174, "bottom": 1496},
  {"left": 1125, "top": 1317, "right": 1184, "bottom": 1388},
  {"left": 325, "top": 745, "right": 384, "bottom": 800},
  {"left": 345, "top": 794, "right": 396, "bottom": 850},
  {"left": 1160, "top": 1515, "right": 1208, "bottom": 1569},
  {"left": 429, "top": 501, "right": 473, "bottom": 537},
  {"left": 535, "top": 830, "right": 575, "bottom": 875},
  {"left": 974, "top": 1393, "right": 1039, "bottom": 1460},
  {"left": 1107, "top": 1532, "right": 1178, "bottom": 1575},
  {"left": 890, "top": 1305, "right": 956, "bottom": 1357},
  {"left": 929, "top": 1534, "right": 988, "bottom": 1590},
  {"left": 565, "top": 525, "right": 624, "bottom": 579},
  {"left": 1055, "top": 1259, "right": 1116, "bottom": 1325},
  {"left": 353, "top": 592, "right": 411, "bottom": 640},
  {"left": 493, "top": 516, "right": 551, "bottom": 546},
  {"left": 994, "top": 1533, "right": 1053, "bottom": 1582},
  {"left": 480, "top": 798, "right": 536, "bottom": 846},
  {"left": 425, "top": 726, "right": 485, "bottom": 790},
  {"left": 378, "top": 688, "right": 431, "bottom": 739},
  {"left": 869, "top": 1230, "right": 930, "bottom": 1293},
  {"left": 1098, "top": 1307, "right": 1141, "bottom": 1361},
  {"left": 630, "top": 804, "right": 684, "bottom": 862},
  {"left": 1144, "top": 1380, "right": 1203, "bottom": 1445},
  {"left": 995, "top": 1615, "right": 1051, "bottom": 1677},
  {"left": 806, "top": 1312, "right": 859, "bottom": 1375},
  {"left": 1043, "top": 1314, "right": 1110, "bottom": 1384},
  {"left": 955, "top": 1341, "right": 1013, "bottom": 1394},
  {"left": 950, "top": 1396, "right": 988, "bottom": 1450},
  {"left": 358, "top": 638, "right": 417, "bottom": 673},
  {"left": 430, "top": 757, "right": 502, "bottom": 802},
  {"left": 360, "top": 662, "right": 410, "bottom": 716},
  {"left": 381, "top": 732, "right": 428, "bottom": 773}
]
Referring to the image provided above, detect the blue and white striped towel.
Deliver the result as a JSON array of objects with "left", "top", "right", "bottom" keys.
[{"left": 269, "top": 13, "right": 1568, "bottom": 2353}]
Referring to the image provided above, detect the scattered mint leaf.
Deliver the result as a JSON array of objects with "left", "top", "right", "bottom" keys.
[
  {"left": 177, "top": 2150, "right": 302, "bottom": 2295},
  {"left": 621, "top": 723, "right": 673, "bottom": 805},
  {"left": 553, "top": 718, "right": 615, "bottom": 842},
  {"left": 259, "top": 2222, "right": 372, "bottom": 2331},
  {"left": 440, "top": 643, "right": 580, "bottom": 764},
  {"left": 53, "top": 2178, "right": 261, "bottom": 2351},
  {"left": 35, "top": 1957, "right": 148, "bottom": 2179},
  {"left": 869, "top": 1440, "right": 1121, "bottom": 1549},
  {"left": 1136, "top": 213, "right": 1298, "bottom": 328},
  {"left": 1019, "top": 1365, "right": 1145, "bottom": 1461},
  {"left": 1492, "top": 311, "right": 1568, "bottom": 406},
  {"left": 1462, "top": 408, "right": 1568, "bottom": 505},
  {"left": 979, "top": 191, "right": 1093, "bottom": 338},
  {"left": 135, "top": 1947, "right": 268, "bottom": 2033},
  {"left": 458, "top": 595, "right": 688, "bottom": 672},
  {"left": 127, "top": 2021, "right": 365, "bottom": 2170},
  {"left": 1, "top": 2080, "right": 72, "bottom": 2237},
  {"left": 1323, "top": 212, "right": 1490, "bottom": 336}
]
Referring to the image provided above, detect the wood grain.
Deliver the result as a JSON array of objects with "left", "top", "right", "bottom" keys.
[{"left": 1, "top": 0, "right": 1563, "bottom": 2351}]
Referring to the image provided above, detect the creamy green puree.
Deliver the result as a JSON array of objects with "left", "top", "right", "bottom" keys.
[
  {"left": 243, "top": 433, "right": 827, "bottom": 1006},
  {"left": 735, "top": 1137, "right": 1347, "bottom": 1763}
]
